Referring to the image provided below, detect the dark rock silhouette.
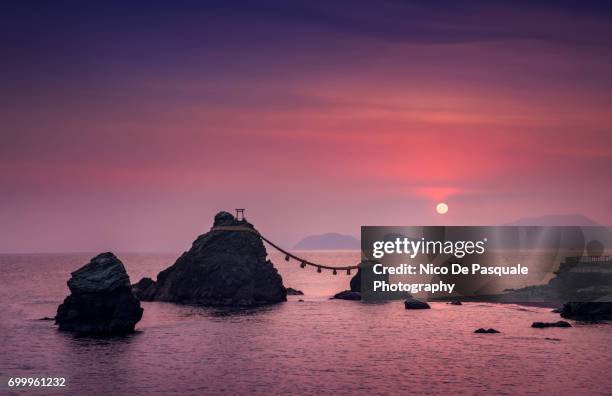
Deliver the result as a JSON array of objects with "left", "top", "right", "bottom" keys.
[
  {"left": 132, "top": 277, "right": 156, "bottom": 300},
  {"left": 56, "top": 253, "right": 143, "bottom": 334},
  {"left": 350, "top": 266, "right": 361, "bottom": 292},
  {"left": 348, "top": 260, "right": 410, "bottom": 301},
  {"left": 448, "top": 300, "right": 462, "bottom": 305},
  {"left": 404, "top": 299, "right": 430, "bottom": 309},
  {"left": 133, "top": 211, "right": 286, "bottom": 306},
  {"left": 531, "top": 321, "right": 572, "bottom": 328},
  {"left": 474, "top": 328, "right": 500, "bottom": 334},
  {"left": 333, "top": 290, "right": 362, "bottom": 300},
  {"left": 560, "top": 302, "right": 612, "bottom": 321},
  {"left": 286, "top": 288, "right": 304, "bottom": 295}
]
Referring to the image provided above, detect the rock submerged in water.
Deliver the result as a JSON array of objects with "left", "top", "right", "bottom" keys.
[
  {"left": 133, "top": 211, "right": 286, "bottom": 306},
  {"left": 333, "top": 290, "right": 362, "bottom": 300},
  {"left": 560, "top": 302, "right": 612, "bottom": 322},
  {"left": 531, "top": 321, "right": 572, "bottom": 328},
  {"left": 404, "top": 299, "right": 430, "bottom": 309},
  {"left": 286, "top": 287, "right": 304, "bottom": 295},
  {"left": 474, "top": 328, "right": 500, "bottom": 334},
  {"left": 56, "top": 253, "right": 143, "bottom": 335}
]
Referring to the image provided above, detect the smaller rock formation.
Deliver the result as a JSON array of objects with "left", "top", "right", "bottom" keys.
[
  {"left": 474, "top": 328, "right": 500, "bottom": 334},
  {"left": 349, "top": 266, "right": 361, "bottom": 292},
  {"left": 404, "top": 299, "right": 430, "bottom": 309},
  {"left": 132, "top": 277, "right": 156, "bottom": 300},
  {"left": 347, "top": 260, "right": 410, "bottom": 301},
  {"left": 333, "top": 290, "right": 362, "bottom": 300},
  {"left": 560, "top": 302, "right": 612, "bottom": 321},
  {"left": 448, "top": 300, "right": 462, "bottom": 305},
  {"left": 531, "top": 321, "right": 572, "bottom": 328},
  {"left": 286, "top": 288, "right": 304, "bottom": 295},
  {"left": 56, "top": 253, "right": 143, "bottom": 335}
]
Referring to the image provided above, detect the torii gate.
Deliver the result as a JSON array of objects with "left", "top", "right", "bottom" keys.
[{"left": 213, "top": 208, "right": 359, "bottom": 275}]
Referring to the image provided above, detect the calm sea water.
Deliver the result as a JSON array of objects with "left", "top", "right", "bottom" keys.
[{"left": 1, "top": 251, "right": 611, "bottom": 395}]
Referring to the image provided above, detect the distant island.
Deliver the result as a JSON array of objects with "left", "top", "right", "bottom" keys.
[
  {"left": 504, "top": 214, "right": 600, "bottom": 226},
  {"left": 293, "top": 215, "right": 603, "bottom": 250},
  {"left": 294, "top": 233, "right": 360, "bottom": 250}
]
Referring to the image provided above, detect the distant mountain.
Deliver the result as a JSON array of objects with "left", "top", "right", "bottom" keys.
[
  {"left": 504, "top": 214, "right": 601, "bottom": 226},
  {"left": 294, "top": 233, "right": 360, "bottom": 250}
]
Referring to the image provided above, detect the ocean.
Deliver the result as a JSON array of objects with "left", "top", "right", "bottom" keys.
[{"left": 1, "top": 251, "right": 610, "bottom": 395}]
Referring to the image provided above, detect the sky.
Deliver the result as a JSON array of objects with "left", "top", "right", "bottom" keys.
[{"left": 1, "top": 0, "right": 612, "bottom": 252}]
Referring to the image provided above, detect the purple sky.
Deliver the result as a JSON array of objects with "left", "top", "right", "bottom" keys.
[{"left": 1, "top": 1, "right": 612, "bottom": 252}]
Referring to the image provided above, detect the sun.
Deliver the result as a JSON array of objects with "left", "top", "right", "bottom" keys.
[{"left": 436, "top": 202, "right": 449, "bottom": 215}]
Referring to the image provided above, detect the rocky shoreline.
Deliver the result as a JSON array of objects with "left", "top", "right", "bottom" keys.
[{"left": 51, "top": 213, "right": 611, "bottom": 336}]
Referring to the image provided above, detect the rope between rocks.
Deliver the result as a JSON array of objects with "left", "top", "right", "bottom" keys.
[{"left": 211, "top": 226, "right": 359, "bottom": 273}]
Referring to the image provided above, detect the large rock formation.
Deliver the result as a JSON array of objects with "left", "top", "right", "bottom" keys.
[
  {"left": 133, "top": 211, "right": 287, "bottom": 306},
  {"left": 56, "top": 253, "right": 143, "bottom": 334}
]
